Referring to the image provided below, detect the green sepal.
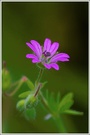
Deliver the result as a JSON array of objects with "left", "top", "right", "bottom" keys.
[
  {"left": 2, "top": 68, "right": 12, "bottom": 91},
  {"left": 41, "top": 81, "right": 47, "bottom": 88},
  {"left": 36, "top": 63, "right": 45, "bottom": 70},
  {"left": 24, "top": 94, "right": 38, "bottom": 109},
  {"left": 35, "top": 81, "right": 47, "bottom": 91},
  {"left": 18, "top": 91, "right": 33, "bottom": 98},
  {"left": 63, "top": 109, "right": 84, "bottom": 115},
  {"left": 25, "top": 78, "right": 34, "bottom": 90},
  {"left": 16, "top": 99, "right": 25, "bottom": 111},
  {"left": 24, "top": 108, "right": 36, "bottom": 120}
]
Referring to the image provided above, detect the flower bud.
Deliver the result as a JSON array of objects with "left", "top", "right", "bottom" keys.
[
  {"left": 25, "top": 94, "right": 38, "bottom": 109},
  {"left": 2, "top": 68, "right": 12, "bottom": 91},
  {"left": 16, "top": 99, "right": 25, "bottom": 111}
]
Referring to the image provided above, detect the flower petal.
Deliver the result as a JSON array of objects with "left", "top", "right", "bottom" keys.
[
  {"left": 32, "top": 59, "right": 40, "bottom": 63},
  {"left": 49, "top": 42, "right": 59, "bottom": 57},
  {"left": 44, "top": 63, "right": 51, "bottom": 69},
  {"left": 26, "top": 54, "right": 40, "bottom": 63},
  {"left": 50, "top": 53, "right": 70, "bottom": 63},
  {"left": 44, "top": 38, "right": 51, "bottom": 52},
  {"left": 26, "top": 42, "right": 37, "bottom": 55},
  {"left": 30, "top": 40, "right": 42, "bottom": 58},
  {"left": 26, "top": 54, "right": 38, "bottom": 59},
  {"left": 56, "top": 53, "right": 70, "bottom": 58},
  {"left": 50, "top": 63, "right": 59, "bottom": 70},
  {"left": 57, "top": 58, "right": 69, "bottom": 62}
]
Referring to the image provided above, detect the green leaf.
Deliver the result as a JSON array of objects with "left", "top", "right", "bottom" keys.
[
  {"left": 59, "top": 100, "right": 74, "bottom": 113},
  {"left": 44, "top": 90, "right": 60, "bottom": 112},
  {"left": 58, "top": 93, "right": 74, "bottom": 112},
  {"left": 56, "top": 92, "right": 61, "bottom": 104},
  {"left": 24, "top": 108, "right": 36, "bottom": 120},
  {"left": 63, "top": 109, "right": 84, "bottom": 115},
  {"left": 18, "top": 91, "right": 31, "bottom": 98},
  {"left": 25, "top": 79, "right": 34, "bottom": 90}
]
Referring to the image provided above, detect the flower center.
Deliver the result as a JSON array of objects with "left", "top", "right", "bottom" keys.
[
  {"left": 41, "top": 51, "right": 51, "bottom": 63},
  {"left": 43, "top": 50, "right": 51, "bottom": 57}
]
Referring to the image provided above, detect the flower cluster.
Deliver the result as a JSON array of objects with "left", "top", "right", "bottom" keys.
[{"left": 26, "top": 38, "right": 70, "bottom": 70}]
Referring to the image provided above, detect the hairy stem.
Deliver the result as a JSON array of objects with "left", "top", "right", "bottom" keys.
[
  {"left": 40, "top": 91, "right": 67, "bottom": 133},
  {"left": 39, "top": 91, "right": 52, "bottom": 114},
  {"left": 36, "top": 67, "right": 67, "bottom": 132},
  {"left": 34, "top": 83, "right": 42, "bottom": 97},
  {"left": 5, "top": 79, "right": 23, "bottom": 96},
  {"left": 53, "top": 115, "right": 67, "bottom": 133},
  {"left": 36, "top": 68, "right": 44, "bottom": 84}
]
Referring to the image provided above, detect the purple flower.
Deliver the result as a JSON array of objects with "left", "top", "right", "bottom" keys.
[{"left": 26, "top": 38, "right": 70, "bottom": 70}]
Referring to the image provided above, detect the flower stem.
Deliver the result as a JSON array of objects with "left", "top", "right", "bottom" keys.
[
  {"left": 34, "top": 83, "right": 42, "bottom": 97},
  {"left": 36, "top": 68, "right": 44, "bottom": 84},
  {"left": 39, "top": 91, "right": 52, "bottom": 114},
  {"left": 5, "top": 80, "right": 23, "bottom": 96},
  {"left": 53, "top": 115, "right": 67, "bottom": 133},
  {"left": 32, "top": 65, "right": 67, "bottom": 132},
  {"left": 40, "top": 91, "right": 67, "bottom": 133}
]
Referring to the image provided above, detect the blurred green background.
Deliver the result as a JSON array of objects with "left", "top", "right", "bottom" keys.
[{"left": 2, "top": 2, "right": 88, "bottom": 133}]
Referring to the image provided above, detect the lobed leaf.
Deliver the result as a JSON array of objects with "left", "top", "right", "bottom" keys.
[
  {"left": 63, "top": 109, "right": 84, "bottom": 115},
  {"left": 44, "top": 90, "right": 60, "bottom": 112},
  {"left": 59, "top": 100, "right": 74, "bottom": 113},
  {"left": 58, "top": 93, "right": 74, "bottom": 112},
  {"left": 56, "top": 92, "right": 61, "bottom": 104}
]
